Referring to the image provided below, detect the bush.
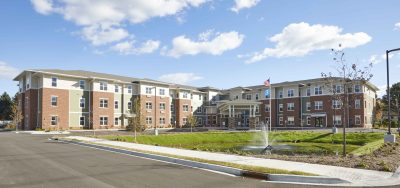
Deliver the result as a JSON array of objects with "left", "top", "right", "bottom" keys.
[{"left": 5, "top": 123, "right": 16, "bottom": 130}]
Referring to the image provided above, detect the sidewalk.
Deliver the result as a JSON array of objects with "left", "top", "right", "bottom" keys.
[{"left": 65, "top": 136, "right": 398, "bottom": 186}]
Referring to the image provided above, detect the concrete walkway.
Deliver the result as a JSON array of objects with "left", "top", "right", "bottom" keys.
[{"left": 65, "top": 136, "right": 398, "bottom": 186}]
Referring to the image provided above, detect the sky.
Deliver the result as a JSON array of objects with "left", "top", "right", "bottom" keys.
[{"left": 0, "top": 0, "right": 400, "bottom": 97}]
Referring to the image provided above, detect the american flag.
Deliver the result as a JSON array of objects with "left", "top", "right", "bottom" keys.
[{"left": 264, "top": 78, "right": 270, "bottom": 87}]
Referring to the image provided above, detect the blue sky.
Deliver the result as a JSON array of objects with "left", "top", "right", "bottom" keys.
[{"left": 1, "top": 0, "right": 400, "bottom": 97}]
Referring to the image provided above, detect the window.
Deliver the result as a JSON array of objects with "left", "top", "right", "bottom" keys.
[
  {"left": 287, "top": 89, "right": 294, "bottom": 97},
  {"left": 128, "top": 102, "right": 132, "bottom": 110},
  {"left": 51, "top": 116, "right": 58, "bottom": 125},
  {"left": 114, "top": 117, "right": 119, "bottom": 125},
  {"left": 334, "top": 85, "right": 342, "bottom": 94},
  {"left": 191, "top": 94, "right": 193, "bottom": 99},
  {"left": 100, "top": 82, "right": 108, "bottom": 91},
  {"left": 246, "top": 94, "right": 252, "bottom": 100},
  {"left": 255, "top": 93, "right": 259, "bottom": 100},
  {"left": 307, "top": 116, "right": 311, "bottom": 125},
  {"left": 160, "top": 103, "right": 166, "bottom": 110},
  {"left": 159, "top": 117, "right": 165, "bottom": 125},
  {"left": 279, "top": 117, "right": 283, "bottom": 125},
  {"left": 79, "top": 98, "right": 85, "bottom": 108},
  {"left": 333, "top": 115, "right": 342, "bottom": 125},
  {"left": 255, "top": 106, "right": 259, "bottom": 113},
  {"left": 115, "top": 84, "right": 119, "bottom": 93},
  {"left": 306, "top": 102, "right": 311, "bottom": 111},
  {"left": 265, "top": 105, "right": 270, "bottom": 112},
  {"left": 314, "top": 86, "right": 322, "bottom": 95},
  {"left": 183, "top": 92, "right": 188, "bottom": 98},
  {"left": 355, "top": 99, "right": 361, "bottom": 109},
  {"left": 364, "top": 101, "right": 367, "bottom": 109},
  {"left": 100, "top": 117, "right": 108, "bottom": 126},
  {"left": 127, "top": 85, "right": 132, "bottom": 94},
  {"left": 183, "top": 117, "right": 188, "bottom": 125},
  {"left": 159, "top": 89, "right": 165, "bottom": 95},
  {"left": 146, "top": 87, "right": 152, "bottom": 94},
  {"left": 278, "top": 91, "right": 283, "bottom": 98},
  {"left": 114, "top": 101, "right": 119, "bottom": 109},
  {"left": 146, "top": 102, "right": 152, "bottom": 110},
  {"left": 171, "top": 104, "right": 174, "bottom": 112},
  {"left": 199, "top": 95, "right": 202, "bottom": 100},
  {"left": 279, "top": 104, "right": 283, "bottom": 112},
  {"left": 315, "top": 101, "right": 323, "bottom": 110},
  {"left": 183, "top": 105, "right": 189, "bottom": 112},
  {"left": 51, "top": 77, "right": 57, "bottom": 87},
  {"left": 51, "top": 96, "right": 58, "bottom": 106},
  {"left": 354, "top": 85, "right": 361, "bottom": 93},
  {"left": 332, "top": 100, "right": 342, "bottom": 109},
  {"left": 80, "top": 116, "right": 85, "bottom": 126},
  {"left": 146, "top": 117, "right": 152, "bottom": 125},
  {"left": 198, "top": 118, "right": 203, "bottom": 125},
  {"left": 287, "top": 103, "right": 295, "bottom": 111},
  {"left": 306, "top": 88, "right": 311, "bottom": 96},
  {"left": 79, "top": 80, "right": 85, "bottom": 89},
  {"left": 287, "top": 116, "right": 294, "bottom": 125},
  {"left": 347, "top": 86, "right": 353, "bottom": 93},
  {"left": 197, "top": 107, "right": 203, "bottom": 113},
  {"left": 100, "top": 99, "right": 108, "bottom": 108},
  {"left": 265, "top": 117, "right": 270, "bottom": 124},
  {"left": 355, "top": 115, "right": 361, "bottom": 125}
]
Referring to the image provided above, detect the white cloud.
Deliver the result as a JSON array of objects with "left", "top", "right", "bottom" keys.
[
  {"left": 369, "top": 53, "right": 395, "bottom": 65},
  {"left": 0, "top": 61, "right": 19, "bottom": 79},
  {"left": 30, "top": 0, "right": 208, "bottom": 51},
  {"left": 112, "top": 40, "right": 160, "bottom": 55},
  {"left": 395, "top": 23, "right": 400, "bottom": 30},
  {"left": 165, "top": 31, "right": 244, "bottom": 58},
  {"left": 159, "top": 73, "right": 203, "bottom": 84},
  {"left": 231, "top": 0, "right": 260, "bottom": 13},
  {"left": 81, "top": 25, "right": 129, "bottom": 46},
  {"left": 377, "top": 85, "right": 387, "bottom": 97},
  {"left": 245, "top": 22, "right": 372, "bottom": 64},
  {"left": 31, "top": 0, "right": 54, "bottom": 15}
]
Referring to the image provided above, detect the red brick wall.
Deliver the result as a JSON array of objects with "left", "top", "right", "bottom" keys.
[
  {"left": 140, "top": 95, "right": 171, "bottom": 128},
  {"left": 175, "top": 99, "right": 191, "bottom": 127},
  {"left": 41, "top": 88, "right": 69, "bottom": 130},
  {"left": 91, "top": 91, "right": 114, "bottom": 129}
]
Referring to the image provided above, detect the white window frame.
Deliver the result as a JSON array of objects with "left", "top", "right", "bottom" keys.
[
  {"left": 159, "top": 88, "right": 165, "bottom": 96},
  {"left": 287, "top": 89, "right": 294, "bottom": 97},
  {"left": 306, "top": 88, "right": 311, "bottom": 96},
  {"left": 79, "top": 97, "right": 85, "bottom": 108},
  {"left": 279, "top": 117, "right": 283, "bottom": 125},
  {"left": 100, "top": 99, "right": 108, "bottom": 108},
  {"left": 79, "top": 80, "right": 85, "bottom": 90},
  {"left": 183, "top": 104, "right": 189, "bottom": 112},
  {"left": 51, "top": 77, "right": 58, "bottom": 87},
  {"left": 333, "top": 115, "right": 342, "bottom": 125},
  {"left": 146, "top": 117, "right": 152, "bottom": 125},
  {"left": 278, "top": 91, "right": 283, "bottom": 98},
  {"left": 306, "top": 116, "right": 311, "bottom": 125},
  {"left": 145, "top": 102, "right": 152, "bottom": 110},
  {"left": 182, "top": 92, "right": 188, "bottom": 99},
  {"left": 198, "top": 118, "right": 203, "bottom": 125},
  {"left": 332, "top": 100, "right": 342, "bottom": 109},
  {"left": 246, "top": 94, "right": 252, "bottom": 100},
  {"left": 279, "top": 104, "right": 283, "bottom": 112},
  {"left": 51, "top": 96, "right": 58, "bottom": 107},
  {"left": 115, "top": 84, "right": 119, "bottom": 93},
  {"left": 114, "top": 117, "right": 119, "bottom": 126},
  {"left": 265, "top": 104, "right": 270, "bottom": 112},
  {"left": 287, "top": 103, "right": 294, "bottom": 111},
  {"left": 127, "top": 85, "right": 132, "bottom": 94},
  {"left": 183, "top": 117, "right": 188, "bottom": 125},
  {"left": 114, "top": 100, "right": 119, "bottom": 109},
  {"left": 79, "top": 116, "right": 85, "bottom": 126},
  {"left": 100, "top": 82, "right": 108, "bottom": 91},
  {"left": 255, "top": 93, "right": 259, "bottom": 100},
  {"left": 315, "top": 101, "right": 323, "bottom": 110},
  {"left": 314, "top": 86, "right": 322, "bottom": 95},
  {"left": 355, "top": 99, "right": 361, "bottom": 109},
  {"left": 355, "top": 115, "right": 361, "bottom": 125},
  {"left": 354, "top": 85, "right": 361, "bottom": 93},
  {"left": 287, "top": 116, "right": 294, "bottom": 125},
  {"left": 159, "top": 102, "right": 166, "bottom": 110},
  {"left": 128, "top": 101, "right": 132, "bottom": 110},
  {"left": 51, "top": 116, "right": 58, "bottom": 126},
  {"left": 159, "top": 117, "right": 166, "bottom": 125},
  {"left": 306, "top": 102, "right": 311, "bottom": 111},
  {"left": 100, "top": 116, "right": 108, "bottom": 126}
]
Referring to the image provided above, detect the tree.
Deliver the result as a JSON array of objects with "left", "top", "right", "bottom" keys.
[
  {"left": 0, "top": 92, "right": 13, "bottom": 121},
  {"left": 382, "top": 82, "right": 400, "bottom": 112},
  {"left": 126, "top": 97, "right": 146, "bottom": 141},
  {"left": 187, "top": 114, "right": 197, "bottom": 132},
  {"left": 374, "top": 98, "right": 384, "bottom": 126},
  {"left": 321, "top": 44, "right": 373, "bottom": 157},
  {"left": 10, "top": 99, "right": 23, "bottom": 130}
]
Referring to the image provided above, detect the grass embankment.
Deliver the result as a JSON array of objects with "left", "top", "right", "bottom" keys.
[{"left": 99, "top": 131, "right": 384, "bottom": 155}]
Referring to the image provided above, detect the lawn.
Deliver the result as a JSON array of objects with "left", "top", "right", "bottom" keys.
[{"left": 99, "top": 131, "right": 384, "bottom": 155}]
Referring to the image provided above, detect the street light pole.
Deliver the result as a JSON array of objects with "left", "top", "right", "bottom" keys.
[{"left": 386, "top": 48, "right": 400, "bottom": 135}]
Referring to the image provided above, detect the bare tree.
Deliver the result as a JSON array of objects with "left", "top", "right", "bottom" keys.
[
  {"left": 10, "top": 102, "right": 23, "bottom": 131},
  {"left": 187, "top": 114, "right": 197, "bottom": 132},
  {"left": 126, "top": 97, "right": 146, "bottom": 142},
  {"left": 321, "top": 44, "right": 373, "bottom": 157}
]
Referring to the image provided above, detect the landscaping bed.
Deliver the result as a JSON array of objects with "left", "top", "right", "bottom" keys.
[{"left": 97, "top": 131, "right": 400, "bottom": 172}]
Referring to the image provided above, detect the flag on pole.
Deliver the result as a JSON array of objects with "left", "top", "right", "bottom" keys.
[{"left": 264, "top": 78, "right": 270, "bottom": 87}]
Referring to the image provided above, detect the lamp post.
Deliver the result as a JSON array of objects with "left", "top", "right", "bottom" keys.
[{"left": 385, "top": 48, "right": 400, "bottom": 142}]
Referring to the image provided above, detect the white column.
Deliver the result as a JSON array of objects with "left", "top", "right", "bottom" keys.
[
  {"left": 232, "top": 105, "right": 235, "bottom": 117},
  {"left": 228, "top": 105, "right": 231, "bottom": 117},
  {"left": 249, "top": 105, "right": 252, "bottom": 118}
]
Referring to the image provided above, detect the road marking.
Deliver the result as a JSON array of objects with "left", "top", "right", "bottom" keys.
[{"left": 61, "top": 140, "right": 238, "bottom": 178}]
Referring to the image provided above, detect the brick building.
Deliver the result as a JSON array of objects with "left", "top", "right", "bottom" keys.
[{"left": 14, "top": 69, "right": 378, "bottom": 130}]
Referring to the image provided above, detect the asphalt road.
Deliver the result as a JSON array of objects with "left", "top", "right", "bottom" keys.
[{"left": 0, "top": 132, "right": 271, "bottom": 188}]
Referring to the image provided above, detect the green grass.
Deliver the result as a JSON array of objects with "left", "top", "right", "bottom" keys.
[
  {"left": 99, "top": 131, "right": 384, "bottom": 155},
  {"left": 350, "top": 139, "right": 384, "bottom": 156}
]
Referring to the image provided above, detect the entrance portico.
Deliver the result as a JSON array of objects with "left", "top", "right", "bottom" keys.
[{"left": 217, "top": 101, "right": 261, "bottom": 129}]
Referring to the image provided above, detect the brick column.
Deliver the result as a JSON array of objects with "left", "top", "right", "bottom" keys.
[
  {"left": 228, "top": 117, "right": 236, "bottom": 129},
  {"left": 249, "top": 117, "right": 256, "bottom": 129}
]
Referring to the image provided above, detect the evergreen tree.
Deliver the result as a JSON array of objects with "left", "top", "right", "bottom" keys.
[{"left": 0, "top": 92, "right": 13, "bottom": 120}]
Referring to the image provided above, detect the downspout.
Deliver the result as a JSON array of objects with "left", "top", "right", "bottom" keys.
[{"left": 36, "top": 76, "right": 40, "bottom": 129}]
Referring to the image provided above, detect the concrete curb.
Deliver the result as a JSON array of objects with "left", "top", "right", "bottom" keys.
[{"left": 58, "top": 138, "right": 350, "bottom": 185}]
